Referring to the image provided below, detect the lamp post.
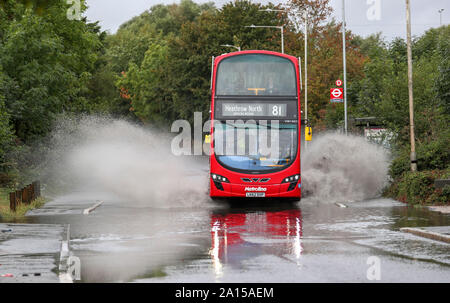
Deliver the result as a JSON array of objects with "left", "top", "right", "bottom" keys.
[
  {"left": 221, "top": 44, "right": 241, "bottom": 52},
  {"left": 406, "top": 0, "right": 417, "bottom": 172},
  {"left": 245, "top": 24, "right": 284, "bottom": 53},
  {"left": 438, "top": 9, "right": 444, "bottom": 26}
]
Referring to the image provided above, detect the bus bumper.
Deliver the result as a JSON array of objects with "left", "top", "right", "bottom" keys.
[{"left": 210, "top": 181, "right": 301, "bottom": 199}]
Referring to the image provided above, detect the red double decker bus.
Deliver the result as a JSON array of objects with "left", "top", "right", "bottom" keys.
[{"left": 209, "top": 50, "right": 301, "bottom": 200}]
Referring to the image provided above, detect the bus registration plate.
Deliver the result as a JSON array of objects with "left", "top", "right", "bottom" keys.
[{"left": 246, "top": 192, "right": 266, "bottom": 197}]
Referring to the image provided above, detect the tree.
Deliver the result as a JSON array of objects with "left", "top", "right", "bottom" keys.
[
  {"left": 286, "top": 0, "right": 333, "bottom": 31},
  {"left": 0, "top": 69, "right": 14, "bottom": 183},
  {"left": 113, "top": 1, "right": 219, "bottom": 125},
  {"left": 434, "top": 26, "right": 450, "bottom": 116},
  {"left": 0, "top": 0, "right": 102, "bottom": 142},
  {"left": 352, "top": 26, "right": 450, "bottom": 176},
  {"left": 116, "top": 39, "right": 172, "bottom": 124},
  {"left": 0, "top": 89, "right": 13, "bottom": 170}
]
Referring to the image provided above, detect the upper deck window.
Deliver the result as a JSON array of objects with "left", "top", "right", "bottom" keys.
[{"left": 215, "top": 54, "right": 297, "bottom": 96}]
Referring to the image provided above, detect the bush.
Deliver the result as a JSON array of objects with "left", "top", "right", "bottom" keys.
[
  {"left": 0, "top": 94, "right": 14, "bottom": 185},
  {"left": 396, "top": 171, "right": 434, "bottom": 204},
  {"left": 389, "top": 138, "right": 450, "bottom": 179},
  {"left": 386, "top": 169, "right": 450, "bottom": 205}
]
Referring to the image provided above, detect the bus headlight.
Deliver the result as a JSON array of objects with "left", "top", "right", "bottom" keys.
[
  {"left": 211, "top": 174, "right": 229, "bottom": 183},
  {"left": 282, "top": 174, "right": 300, "bottom": 191},
  {"left": 211, "top": 173, "right": 229, "bottom": 191},
  {"left": 282, "top": 175, "right": 300, "bottom": 184}
]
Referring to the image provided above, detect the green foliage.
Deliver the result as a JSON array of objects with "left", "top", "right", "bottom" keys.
[
  {"left": 0, "top": 0, "right": 448, "bottom": 202},
  {"left": 355, "top": 26, "right": 449, "bottom": 147},
  {"left": 117, "top": 39, "right": 172, "bottom": 124},
  {"left": 0, "top": 89, "right": 13, "bottom": 170},
  {"left": 0, "top": 0, "right": 126, "bottom": 185},
  {"left": 116, "top": 0, "right": 293, "bottom": 126},
  {"left": 0, "top": 69, "right": 14, "bottom": 185},
  {"left": 120, "top": 0, "right": 215, "bottom": 36},
  {"left": 385, "top": 170, "right": 450, "bottom": 205},
  {"left": 390, "top": 137, "right": 450, "bottom": 179},
  {"left": 324, "top": 103, "right": 344, "bottom": 129},
  {"left": 342, "top": 27, "right": 450, "bottom": 206},
  {"left": 0, "top": 0, "right": 104, "bottom": 142},
  {"left": 106, "top": 19, "right": 158, "bottom": 74},
  {"left": 398, "top": 171, "right": 434, "bottom": 204},
  {"left": 434, "top": 27, "right": 450, "bottom": 116}
]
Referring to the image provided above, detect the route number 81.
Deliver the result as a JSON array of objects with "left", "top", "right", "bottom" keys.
[{"left": 272, "top": 105, "right": 282, "bottom": 116}]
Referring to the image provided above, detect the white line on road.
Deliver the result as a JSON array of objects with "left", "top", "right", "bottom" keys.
[
  {"left": 59, "top": 224, "right": 72, "bottom": 283},
  {"left": 83, "top": 200, "right": 104, "bottom": 215},
  {"left": 335, "top": 203, "right": 348, "bottom": 208}
]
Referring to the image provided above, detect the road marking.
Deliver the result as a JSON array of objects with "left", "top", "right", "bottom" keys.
[
  {"left": 83, "top": 200, "right": 104, "bottom": 215},
  {"left": 59, "top": 224, "right": 72, "bottom": 283},
  {"left": 335, "top": 203, "right": 348, "bottom": 208}
]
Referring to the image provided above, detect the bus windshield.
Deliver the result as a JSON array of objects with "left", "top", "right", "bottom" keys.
[
  {"left": 215, "top": 54, "right": 297, "bottom": 96},
  {"left": 214, "top": 121, "right": 297, "bottom": 172}
]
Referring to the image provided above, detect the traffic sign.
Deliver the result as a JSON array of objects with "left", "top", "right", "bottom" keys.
[
  {"left": 335, "top": 79, "right": 342, "bottom": 86},
  {"left": 330, "top": 88, "right": 343, "bottom": 103}
]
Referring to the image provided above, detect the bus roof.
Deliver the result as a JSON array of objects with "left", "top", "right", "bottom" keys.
[{"left": 215, "top": 50, "right": 298, "bottom": 64}]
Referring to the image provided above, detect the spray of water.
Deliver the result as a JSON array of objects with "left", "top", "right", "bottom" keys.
[
  {"left": 301, "top": 132, "right": 390, "bottom": 203},
  {"left": 39, "top": 116, "right": 389, "bottom": 206},
  {"left": 41, "top": 115, "right": 209, "bottom": 208}
]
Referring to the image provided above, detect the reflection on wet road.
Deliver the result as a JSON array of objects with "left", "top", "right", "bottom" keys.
[
  {"left": 24, "top": 192, "right": 450, "bottom": 283},
  {"left": 209, "top": 209, "right": 303, "bottom": 278}
]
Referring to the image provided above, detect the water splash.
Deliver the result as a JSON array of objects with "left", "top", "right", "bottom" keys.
[
  {"left": 41, "top": 115, "right": 209, "bottom": 208},
  {"left": 301, "top": 132, "right": 390, "bottom": 203},
  {"left": 39, "top": 117, "right": 389, "bottom": 205}
]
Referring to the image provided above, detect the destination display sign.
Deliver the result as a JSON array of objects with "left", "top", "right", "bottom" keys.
[{"left": 221, "top": 103, "right": 287, "bottom": 117}]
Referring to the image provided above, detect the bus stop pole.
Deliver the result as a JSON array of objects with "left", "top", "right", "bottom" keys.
[
  {"left": 342, "top": 0, "right": 348, "bottom": 135},
  {"left": 342, "top": 0, "right": 347, "bottom": 134}
]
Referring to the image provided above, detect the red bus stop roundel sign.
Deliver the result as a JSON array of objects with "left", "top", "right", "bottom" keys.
[{"left": 330, "top": 88, "right": 343, "bottom": 102}]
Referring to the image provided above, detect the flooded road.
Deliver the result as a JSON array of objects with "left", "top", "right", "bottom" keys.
[
  {"left": 24, "top": 191, "right": 450, "bottom": 283},
  {"left": 15, "top": 117, "right": 444, "bottom": 282}
]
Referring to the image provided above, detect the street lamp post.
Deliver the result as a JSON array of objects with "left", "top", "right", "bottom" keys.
[
  {"left": 438, "top": 9, "right": 444, "bottom": 26},
  {"left": 258, "top": 8, "right": 287, "bottom": 54},
  {"left": 245, "top": 24, "right": 284, "bottom": 53},
  {"left": 406, "top": 0, "right": 417, "bottom": 172},
  {"left": 221, "top": 44, "right": 241, "bottom": 52}
]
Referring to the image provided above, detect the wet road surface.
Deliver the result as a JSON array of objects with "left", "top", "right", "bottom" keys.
[
  {"left": 22, "top": 191, "right": 450, "bottom": 283},
  {"left": 0, "top": 223, "right": 68, "bottom": 282}
]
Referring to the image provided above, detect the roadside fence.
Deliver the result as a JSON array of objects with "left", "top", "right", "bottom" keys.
[{"left": 9, "top": 181, "right": 41, "bottom": 212}]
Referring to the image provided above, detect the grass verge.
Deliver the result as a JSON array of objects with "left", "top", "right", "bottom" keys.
[
  {"left": 0, "top": 188, "right": 46, "bottom": 220},
  {"left": 0, "top": 187, "right": 13, "bottom": 211}
]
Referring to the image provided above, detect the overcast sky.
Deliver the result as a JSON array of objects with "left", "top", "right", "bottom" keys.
[{"left": 84, "top": 0, "right": 449, "bottom": 40}]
